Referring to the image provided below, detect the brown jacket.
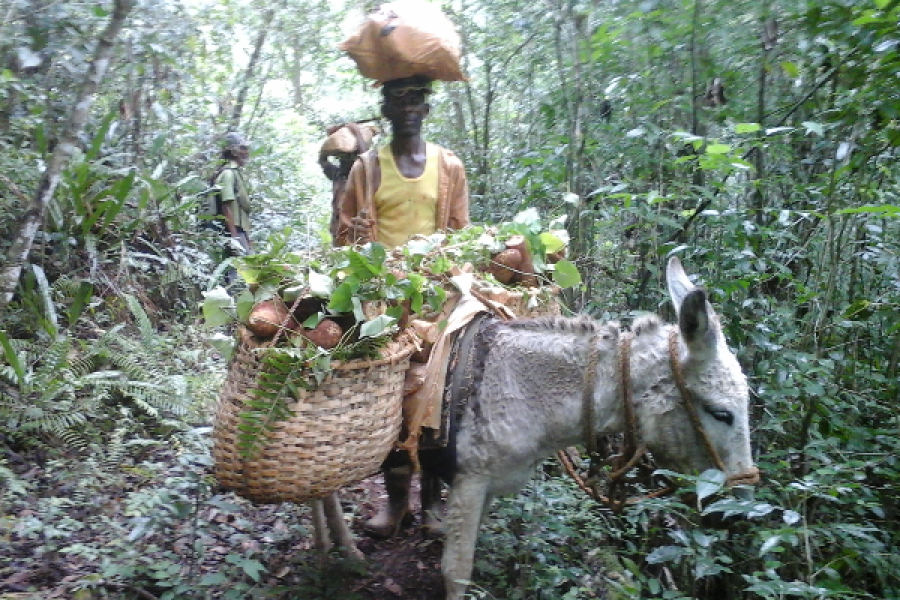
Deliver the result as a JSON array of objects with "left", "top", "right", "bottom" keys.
[{"left": 335, "top": 145, "right": 469, "bottom": 247}]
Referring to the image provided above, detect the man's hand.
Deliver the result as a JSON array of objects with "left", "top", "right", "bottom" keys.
[{"left": 350, "top": 211, "right": 374, "bottom": 243}]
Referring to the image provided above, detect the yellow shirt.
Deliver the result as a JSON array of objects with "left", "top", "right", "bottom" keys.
[{"left": 373, "top": 143, "right": 439, "bottom": 248}]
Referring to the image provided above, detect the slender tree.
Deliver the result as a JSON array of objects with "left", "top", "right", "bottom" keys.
[{"left": 0, "top": 0, "right": 135, "bottom": 310}]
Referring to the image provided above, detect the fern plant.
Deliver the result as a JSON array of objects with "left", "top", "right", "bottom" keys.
[{"left": 0, "top": 293, "right": 188, "bottom": 446}]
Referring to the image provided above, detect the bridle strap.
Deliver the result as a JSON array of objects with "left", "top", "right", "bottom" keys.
[
  {"left": 566, "top": 325, "right": 760, "bottom": 509},
  {"left": 578, "top": 331, "right": 655, "bottom": 512},
  {"left": 667, "top": 328, "right": 728, "bottom": 474},
  {"left": 582, "top": 334, "right": 602, "bottom": 457},
  {"left": 618, "top": 332, "right": 637, "bottom": 461}
]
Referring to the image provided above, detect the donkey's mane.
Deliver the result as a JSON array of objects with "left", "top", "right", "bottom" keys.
[
  {"left": 631, "top": 313, "right": 664, "bottom": 338},
  {"left": 506, "top": 313, "right": 666, "bottom": 340},
  {"left": 505, "top": 314, "right": 602, "bottom": 334}
]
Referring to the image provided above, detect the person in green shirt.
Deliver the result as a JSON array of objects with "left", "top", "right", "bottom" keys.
[{"left": 213, "top": 132, "right": 253, "bottom": 254}]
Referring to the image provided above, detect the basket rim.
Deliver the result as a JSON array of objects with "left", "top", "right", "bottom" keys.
[{"left": 237, "top": 326, "right": 417, "bottom": 371}]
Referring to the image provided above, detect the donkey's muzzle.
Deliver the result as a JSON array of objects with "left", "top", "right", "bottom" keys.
[{"left": 726, "top": 466, "right": 760, "bottom": 487}]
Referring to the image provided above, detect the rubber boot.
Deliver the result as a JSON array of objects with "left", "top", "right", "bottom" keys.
[
  {"left": 420, "top": 469, "right": 445, "bottom": 536},
  {"left": 364, "top": 467, "right": 413, "bottom": 538}
]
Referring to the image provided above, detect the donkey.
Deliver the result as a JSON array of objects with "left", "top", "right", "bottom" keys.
[{"left": 440, "top": 256, "right": 759, "bottom": 600}]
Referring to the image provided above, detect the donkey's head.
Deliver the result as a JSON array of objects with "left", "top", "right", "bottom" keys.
[{"left": 639, "top": 257, "right": 757, "bottom": 487}]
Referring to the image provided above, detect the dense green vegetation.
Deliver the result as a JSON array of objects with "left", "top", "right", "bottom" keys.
[{"left": 1, "top": 0, "right": 898, "bottom": 598}]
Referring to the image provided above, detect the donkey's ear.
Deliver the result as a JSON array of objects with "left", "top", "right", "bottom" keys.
[
  {"left": 679, "top": 289, "right": 720, "bottom": 354},
  {"left": 666, "top": 256, "right": 696, "bottom": 315}
]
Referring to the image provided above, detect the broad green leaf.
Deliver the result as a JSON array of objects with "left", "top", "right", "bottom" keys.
[
  {"left": 407, "top": 272, "right": 427, "bottom": 291},
  {"left": 360, "top": 315, "right": 397, "bottom": 338},
  {"left": 199, "top": 572, "right": 228, "bottom": 586},
  {"left": 328, "top": 282, "right": 354, "bottom": 313},
  {"left": 0, "top": 330, "right": 24, "bottom": 384},
  {"left": 705, "top": 143, "right": 731, "bottom": 155},
  {"left": 432, "top": 255, "right": 452, "bottom": 274},
  {"left": 781, "top": 61, "right": 799, "bottom": 78},
  {"left": 308, "top": 270, "right": 333, "bottom": 298},
  {"left": 647, "top": 545, "right": 690, "bottom": 564},
  {"left": 552, "top": 260, "right": 582, "bottom": 288},
  {"left": 735, "top": 122, "right": 761, "bottom": 134},
  {"left": 238, "top": 559, "right": 266, "bottom": 582},
  {"left": 303, "top": 312, "right": 323, "bottom": 328},
  {"left": 539, "top": 231, "right": 566, "bottom": 254},
  {"left": 348, "top": 251, "right": 378, "bottom": 280},
  {"left": 696, "top": 469, "right": 726, "bottom": 501},
  {"left": 513, "top": 207, "right": 543, "bottom": 233},
  {"left": 836, "top": 204, "right": 900, "bottom": 216},
  {"left": 802, "top": 121, "right": 825, "bottom": 136},
  {"left": 235, "top": 265, "right": 261, "bottom": 285},
  {"left": 201, "top": 287, "right": 235, "bottom": 328},
  {"left": 236, "top": 289, "right": 255, "bottom": 323},
  {"left": 759, "top": 535, "right": 783, "bottom": 556}
]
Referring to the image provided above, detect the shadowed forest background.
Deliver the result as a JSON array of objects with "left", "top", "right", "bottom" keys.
[{"left": 1, "top": 0, "right": 899, "bottom": 598}]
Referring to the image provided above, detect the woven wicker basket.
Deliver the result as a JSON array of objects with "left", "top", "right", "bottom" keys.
[
  {"left": 212, "top": 328, "right": 415, "bottom": 504},
  {"left": 509, "top": 287, "right": 562, "bottom": 318}
]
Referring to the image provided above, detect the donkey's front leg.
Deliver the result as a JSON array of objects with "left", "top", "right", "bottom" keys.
[{"left": 443, "top": 474, "right": 490, "bottom": 600}]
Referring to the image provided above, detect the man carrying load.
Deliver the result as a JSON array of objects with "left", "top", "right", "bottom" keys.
[
  {"left": 318, "top": 121, "right": 379, "bottom": 241},
  {"left": 335, "top": 76, "right": 469, "bottom": 248},
  {"left": 334, "top": 75, "right": 471, "bottom": 538}
]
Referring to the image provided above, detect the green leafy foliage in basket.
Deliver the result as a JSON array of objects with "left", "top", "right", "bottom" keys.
[{"left": 204, "top": 211, "right": 581, "bottom": 458}]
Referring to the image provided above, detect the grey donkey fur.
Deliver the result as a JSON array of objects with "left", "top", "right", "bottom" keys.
[{"left": 442, "top": 257, "right": 757, "bottom": 600}]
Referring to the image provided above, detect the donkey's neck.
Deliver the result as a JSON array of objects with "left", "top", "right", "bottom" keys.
[{"left": 587, "top": 318, "right": 675, "bottom": 441}]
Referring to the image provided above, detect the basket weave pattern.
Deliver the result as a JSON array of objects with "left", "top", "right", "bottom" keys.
[
  {"left": 510, "top": 290, "right": 562, "bottom": 318},
  {"left": 212, "top": 328, "right": 414, "bottom": 504}
]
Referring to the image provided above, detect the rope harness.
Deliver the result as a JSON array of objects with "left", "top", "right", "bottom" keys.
[{"left": 558, "top": 326, "right": 759, "bottom": 512}]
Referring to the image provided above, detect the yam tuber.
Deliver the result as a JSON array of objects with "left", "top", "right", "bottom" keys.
[
  {"left": 485, "top": 248, "right": 522, "bottom": 284},
  {"left": 505, "top": 235, "right": 539, "bottom": 287},
  {"left": 246, "top": 300, "right": 297, "bottom": 339},
  {"left": 300, "top": 318, "right": 344, "bottom": 350}
]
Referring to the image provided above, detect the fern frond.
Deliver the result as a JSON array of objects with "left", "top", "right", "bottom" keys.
[
  {"left": 19, "top": 410, "right": 88, "bottom": 434},
  {"left": 236, "top": 345, "right": 327, "bottom": 459},
  {"left": 124, "top": 294, "right": 155, "bottom": 345},
  {"left": 57, "top": 427, "right": 92, "bottom": 453},
  {"left": 30, "top": 264, "right": 59, "bottom": 334},
  {"left": 102, "top": 427, "right": 128, "bottom": 471}
]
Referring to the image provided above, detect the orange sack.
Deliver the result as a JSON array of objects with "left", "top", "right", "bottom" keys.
[{"left": 339, "top": 1, "right": 466, "bottom": 84}]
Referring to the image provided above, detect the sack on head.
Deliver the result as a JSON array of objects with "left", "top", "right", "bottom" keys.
[
  {"left": 320, "top": 123, "right": 379, "bottom": 157},
  {"left": 339, "top": 1, "right": 466, "bottom": 85}
]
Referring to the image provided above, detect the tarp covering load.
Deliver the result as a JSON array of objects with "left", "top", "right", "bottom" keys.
[{"left": 339, "top": 0, "right": 466, "bottom": 84}]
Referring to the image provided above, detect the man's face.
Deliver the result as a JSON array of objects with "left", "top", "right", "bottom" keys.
[
  {"left": 381, "top": 87, "right": 431, "bottom": 138},
  {"left": 233, "top": 143, "right": 250, "bottom": 164}
]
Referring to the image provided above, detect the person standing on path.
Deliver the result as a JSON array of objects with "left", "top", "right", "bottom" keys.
[
  {"left": 214, "top": 131, "right": 253, "bottom": 255},
  {"left": 335, "top": 75, "right": 471, "bottom": 539}
]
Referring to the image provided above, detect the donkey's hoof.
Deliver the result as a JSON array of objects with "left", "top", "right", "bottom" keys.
[{"left": 423, "top": 510, "right": 445, "bottom": 537}]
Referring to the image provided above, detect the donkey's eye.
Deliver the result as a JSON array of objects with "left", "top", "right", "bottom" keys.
[{"left": 704, "top": 406, "right": 734, "bottom": 426}]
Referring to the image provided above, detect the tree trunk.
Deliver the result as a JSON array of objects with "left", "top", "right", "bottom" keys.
[
  {"left": 0, "top": 0, "right": 134, "bottom": 310},
  {"left": 230, "top": 7, "right": 277, "bottom": 131}
]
